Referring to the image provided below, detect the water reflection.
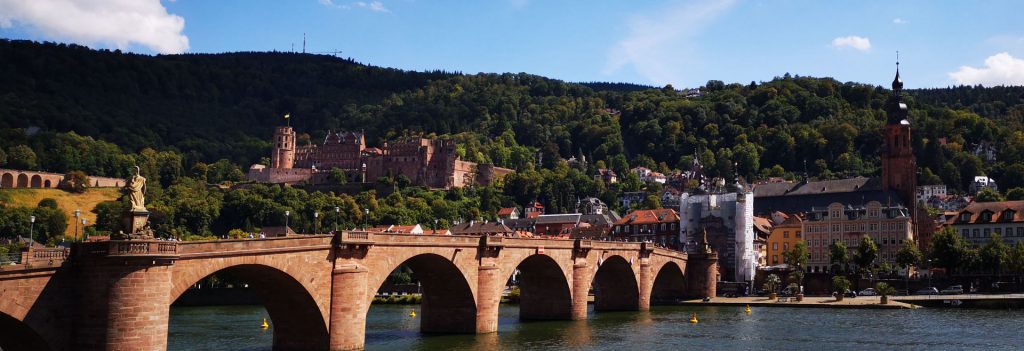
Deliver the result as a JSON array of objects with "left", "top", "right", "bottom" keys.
[{"left": 170, "top": 304, "right": 1024, "bottom": 351}]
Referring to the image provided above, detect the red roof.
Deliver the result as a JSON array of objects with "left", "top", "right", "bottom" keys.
[
  {"left": 526, "top": 212, "right": 541, "bottom": 219},
  {"left": 614, "top": 209, "right": 679, "bottom": 225},
  {"left": 497, "top": 207, "right": 517, "bottom": 216},
  {"left": 950, "top": 200, "right": 1024, "bottom": 224}
]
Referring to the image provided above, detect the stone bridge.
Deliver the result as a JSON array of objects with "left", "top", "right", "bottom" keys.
[{"left": 0, "top": 232, "right": 717, "bottom": 351}]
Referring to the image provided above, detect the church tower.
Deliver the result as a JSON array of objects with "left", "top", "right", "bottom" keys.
[
  {"left": 881, "top": 61, "right": 916, "bottom": 211},
  {"left": 271, "top": 126, "right": 296, "bottom": 169}
]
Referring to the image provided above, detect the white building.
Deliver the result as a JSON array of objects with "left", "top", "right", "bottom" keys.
[
  {"left": 678, "top": 186, "right": 756, "bottom": 283},
  {"left": 948, "top": 200, "right": 1024, "bottom": 247},
  {"left": 916, "top": 185, "right": 947, "bottom": 204},
  {"left": 969, "top": 176, "right": 998, "bottom": 195}
]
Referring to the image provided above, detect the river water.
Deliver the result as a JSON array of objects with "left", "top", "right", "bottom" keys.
[{"left": 168, "top": 304, "right": 1024, "bottom": 350}]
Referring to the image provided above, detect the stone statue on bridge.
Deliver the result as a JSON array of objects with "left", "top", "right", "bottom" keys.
[
  {"left": 127, "top": 166, "right": 147, "bottom": 212},
  {"left": 117, "top": 166, "right": 154, "bottom": 240}
]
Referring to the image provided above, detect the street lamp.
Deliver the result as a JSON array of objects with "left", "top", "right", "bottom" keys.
[
  {"left": 363, "top": 208, "right": 369, "bottom": 230},
  {"left": 434, "top": 219, "right": 438, "bottom": 235},
  {"left": 334, "top": 207, "right": 340, "bottom": 233},
  {"left": 927, "top": 259, "right": 933, "bottom": 288},
  {"left": 82, "top": 218, "right": 89, "bottom": 241},
  {"left": 314, "top": 211, "right": 320, "bottom": 235},
  {"left": 29, "top": 215, "right": 36, "bottom": 244},
  {"left": 74, "top": 209, "right": 81, "bottom": 240},
  {"left": 285, "top": 210, "right": 291, "bottom": 231}
]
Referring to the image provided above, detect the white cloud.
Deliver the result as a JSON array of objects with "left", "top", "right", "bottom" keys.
[
  {"left": 893, "top": 18, "right": 908, "bottom": 24},
  {"left": 0, "top": 0, "right": 188, "bottom": 54},
  {"left": 604, "top": 0, "right": 736, "bottom": 85},
  {"left": 831, "top": 36, "right": 871, "bottom": 52},
  {"left": 356, "top": 1, "right": 389, "bottom": 13},
  {"left": 949, "top": 52, "right": 1024, "bottom": 86},
  {"left": 321, "top": 0, "right": 389, "bottom": 13}
]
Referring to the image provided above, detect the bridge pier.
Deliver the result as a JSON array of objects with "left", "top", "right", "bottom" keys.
[
  {"left": 475, "top": 263, "right": 501, "bottom": 333},
  {"left": 330, "top": 264, "right": 368, "bottom": 351},
  {"left": 571, "top": 262, "right": 591, "bottom": 320},
  {"left": 685, "top": 253, "right": 719, "bottom": 298},
  {"left": 638, "top": 260, "right": 652, "bottom": 311},
  {"left": 76, "top": 262, "right": 173, "bottom": 351}
]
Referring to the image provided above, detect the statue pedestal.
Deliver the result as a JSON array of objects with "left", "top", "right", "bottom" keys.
[{"left": 116, "top": 210, "right": 154, "bottom": 240}]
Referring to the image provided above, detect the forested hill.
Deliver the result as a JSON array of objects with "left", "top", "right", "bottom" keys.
[
  {"left": 0, "top": 39, "right": 453, "bottom": 162},
  {"left": 3, "top": 39, "right": 1024, "bottom": 194}
]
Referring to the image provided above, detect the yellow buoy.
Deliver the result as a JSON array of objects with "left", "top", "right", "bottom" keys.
[
  {"left": 745, "top": 305, "right": 752, "bottom": 314},
  {"left": 409, "top": 309, "right": 416, "bottom": 317},
  {"left": 261, "top": 318, "right": 269, "bottom": 329},
  {"left": 689, "top": 312, "right": 699, "bottom": 324}
]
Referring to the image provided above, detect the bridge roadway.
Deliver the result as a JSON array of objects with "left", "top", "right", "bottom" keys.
[{"left": 0, "top": 232, "right": 717, "bottom": 351}]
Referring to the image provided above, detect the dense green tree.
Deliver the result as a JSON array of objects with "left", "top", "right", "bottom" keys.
[
  {"left": 784, "top": 241, "right": 809, "bottom": 271},
  {"left": 930, "top": 227, "right": 973, "bottom": 272},
  {"left": 6, "top": 145, "right": 37, "bottom": 170},
  {"left": 980, "top": 234, "right": 1010, "bottom": 275},
  {"left": 829, "top": 241, "right": 850, "bottom": 273},
  {"left": 1007, "top": 187, "right": 1024, "bottom": 201},
  {"left": 976, "top": 187, "right": 1004, "bottom": 202},
  {"left": 641, "top": 195, "right": 661, "bottom": 210},
  {"left": 854, "top": 235, "right": 879, "bottom": 272},
  {"left": 896, "top": 240, "right": 923, "bottom": 271}
]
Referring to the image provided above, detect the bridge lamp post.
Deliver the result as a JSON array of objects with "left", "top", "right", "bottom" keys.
[
  {"left": 363, "top": 208, "right": 369, "bottom": 230},
  {"left": 334, "top": 207, "right": 340, "bottom": 233},
  {"left": 29, "top": 215, "right": 36, "bottom": 244},
  {"left": 82, "top": 218, "right": 89, "bottom": 241},
  {"left": 74, "top": 209, "right": 81, "bottom": 241},
  {"left": 285, "top": 210, "right": 291, "bottom": 231},
  {"left": 314, "top": 211, "right": 319, "bottom": 235},
  {"left": 927, "top": 259, "right": 933, "bottom": 288},
  {"left": 434, "top": 219, "right": 438, "bottom": 235}
]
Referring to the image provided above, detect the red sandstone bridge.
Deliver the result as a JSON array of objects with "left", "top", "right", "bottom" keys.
[{"left": 0, "top": 232, "right": 716, "bottom": 351}]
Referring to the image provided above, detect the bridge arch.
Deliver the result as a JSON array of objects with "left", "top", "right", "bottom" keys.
[
  {"left": 1, "top": 172, "right": 13, "bottom": 187},
  {"left": 369, "top": 252, "right": 477, "bottom": 334},
  {"left": 0, "top": 311, "right": 51, "bottom": 351},
  {"left": 650, "top": 261, "right": 687, "bottom": 304},
  {"left": 169, "top": 262, "right": 330, "bottom": 351},
  {"left": 505, "top": 254, "right": 573, "bottom": 320},
  {"left": 592, "top": 255, "right": 640, "bottom": 311},
  {"left": 17, "top": 173, "right": 28, "bottom": 187},
  {"left": 44, "top": 179, "right": 51, "bottom": 188},
  {"left": 30, "top": 174, "right": 42, "bottom": 188}
]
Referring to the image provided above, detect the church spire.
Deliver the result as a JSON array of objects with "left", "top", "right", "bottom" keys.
[
  {"left": 892, "top": 51, "right": 903, "bottom": 94},
  {"left": 885, "top": 52, "right": 909, "bottom": 125}
]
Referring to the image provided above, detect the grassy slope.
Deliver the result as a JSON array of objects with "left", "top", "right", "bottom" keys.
[{"left": 0, "top": 188, "right": 121, "bottom": 238}]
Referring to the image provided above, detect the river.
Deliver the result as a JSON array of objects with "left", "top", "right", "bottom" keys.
[{"left": 168, "top": 304, "right": 1024, "bottom": 350}]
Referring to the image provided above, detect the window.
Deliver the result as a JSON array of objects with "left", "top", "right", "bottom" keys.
[
  {"left": 784, "top": 231, "right": 789, "bottom": 238},
  {"left": 962, "top": 229, "right": 969, "bottom": 237},
  {"left": 1008, "top": 227, "right": 1014, "bottom": 237},
  {"left": 772, "top": 243, "right": 778, "bottom": 250},
  {"left": 984, "top": 228, "right": 991, "bottom": 237},
  {"left": 1018, "top": 227, "right": 1024, "bottom": 237},
  {"left": 772, "top": 255, "right": 778, "bottom": 264},
  {"left": 973, "top": 229, "right": 980, "bottom": 238},
  {"left": 996, "top": 228, "right": 1003, "bottom": 235},
  {"left": 796, "top": 231, "right": 802, "bottom": 238},
  {"left": 784, "top": 243, "right": 789, "bottom": 251}
]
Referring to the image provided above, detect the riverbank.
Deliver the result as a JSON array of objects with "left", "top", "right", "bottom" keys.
[{"left": 678, "top": 296, "right": 916, "bottom": 309}]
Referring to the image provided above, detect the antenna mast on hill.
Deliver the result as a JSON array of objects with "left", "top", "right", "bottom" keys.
[{"left": 303, "top": 33, "right": 307, "bottom": 54}]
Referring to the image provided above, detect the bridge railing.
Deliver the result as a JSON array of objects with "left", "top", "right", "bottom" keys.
[{"left": 107, "top": 241, "right": 178, "bottom": 257}]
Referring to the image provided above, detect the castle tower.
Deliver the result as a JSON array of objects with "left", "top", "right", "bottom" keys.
[
  {"left": 881, "top": 61, "right": 916, "bottom": 212},
  {"left": 271, "top": 126, "right": 296, "bottom": 169}
]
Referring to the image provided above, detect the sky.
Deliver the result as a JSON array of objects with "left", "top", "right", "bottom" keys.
[{"left": 1, "top": 0, "right": 1023, "bottom": 89}]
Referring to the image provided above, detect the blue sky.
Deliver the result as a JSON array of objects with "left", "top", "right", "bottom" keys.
[{"left": 2, "top": 0, "right": 1023, "bottom": 88}]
